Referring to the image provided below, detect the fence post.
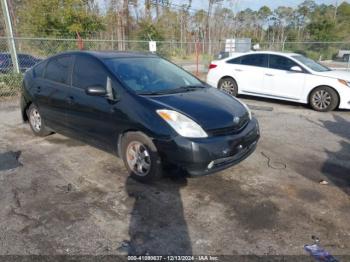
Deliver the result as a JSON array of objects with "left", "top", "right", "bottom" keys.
[
  {"left": 1, "top": 0, "right": 19, "bottom": 73},
  {"left": 195, "top": 40, "right": 199, "bottom": 77}
]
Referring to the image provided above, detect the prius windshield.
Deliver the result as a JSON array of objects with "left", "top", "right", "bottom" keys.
[
  {"left": 292, "top": 55, "right": 331, "bottom": 72},
  {"left": 104, "top": 57, "right": 203, "bottom": 94}
]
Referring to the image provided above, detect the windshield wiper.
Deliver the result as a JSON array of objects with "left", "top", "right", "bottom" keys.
[
  {"left": 173, "top": 85, "right": 205, "bottom": 92},
  {"left": 178, "top": 85, "right": 205, "bottom": 89},
  {"left": 138, "top": 85, "right": 205, "bottom": 96},
  {"left": 138, "top": 90, "right": 175, "bottom": 95}
]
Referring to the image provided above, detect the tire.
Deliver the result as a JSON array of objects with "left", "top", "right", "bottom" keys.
[
  {"left": 121, "top": 131, "right": 162, "bottom": 183},
  {"left": 27, "top": 104, "right": 52, "bottom": 137},
  {"left": 218, "top": 77, "right": 238, "bottom": 96},
  {"left": 309, "top": 86, "right": 339, "bottom": 112}
]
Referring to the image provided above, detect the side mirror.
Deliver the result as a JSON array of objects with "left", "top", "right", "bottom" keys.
[
  {"left": 85, "top": 86, "right": 107, "bottom": 96},
  {"left": 290, "top": 66, "right": 303, "bottom": 72}
]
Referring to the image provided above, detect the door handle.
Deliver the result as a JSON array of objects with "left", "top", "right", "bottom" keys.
[
  {"left": 65, "top": 96, "right": 75, "bottom": 105},
  {"left": 235, "top": 69, "right": 243, "bottom": 72},
  {"left": 265, "top": 73, "right": 274, "bottom": 76}
]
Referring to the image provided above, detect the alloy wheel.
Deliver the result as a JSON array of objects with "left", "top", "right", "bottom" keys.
[
  {"left": 220, "top": 80, "right": 235, "bottom": 96},
  {"left": 312, "top": 90, "right": 332, "bottom": 110},
  {"left": 126, "top": 141, "right": 151, "bottom": 177},
  {"left": 29, "top": 108, "right": 42, "bottom": 132}
]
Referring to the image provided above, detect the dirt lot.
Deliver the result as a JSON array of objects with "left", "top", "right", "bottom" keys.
[{"left": 0, "top": 96, "right": 349, "bottom": 258}]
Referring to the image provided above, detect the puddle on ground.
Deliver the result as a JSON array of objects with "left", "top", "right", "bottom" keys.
[{"left": 0, "top": 151, "right": 22, "bottom": 171}]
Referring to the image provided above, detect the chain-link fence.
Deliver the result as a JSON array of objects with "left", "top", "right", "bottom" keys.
[
  {"left": 0, "top": 37, "right": 225, "bottom": 98},
  {"left": 259, "top": 41, "right": 350, "bottom": 68},
  {"left": 1, "top": 37, "right": 350, "bottom": 98}
]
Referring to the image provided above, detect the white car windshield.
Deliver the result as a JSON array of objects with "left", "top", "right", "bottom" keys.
[{"left": 292, "top": 55, "right": 331, "bottom": 72}]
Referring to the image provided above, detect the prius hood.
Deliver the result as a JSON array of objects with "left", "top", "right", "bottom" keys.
[
  {"left": 144, "top": 87, "right": 249, "bottom": 131},
  {"left": 314, "top": 70, "right": 350, "bottom": 81}
]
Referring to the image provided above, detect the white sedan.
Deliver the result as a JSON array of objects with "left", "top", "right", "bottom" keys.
[{"left": 206, "top": 51, "right": 350, "bottom": 111}]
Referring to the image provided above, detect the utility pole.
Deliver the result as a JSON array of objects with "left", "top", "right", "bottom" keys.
[
  {"left": 207, "top": 0, "right": 213, "bottom": 55},
  {"left": 1, "top": 0, "right": 19, "bottom": 73},
  {"left": 333, "top": 0, "right": 338, "bottom": 22},
  {"left": 145, "top": 0, "right": 151, "bottom": 20},
  {"left": 155, "top": 0, "right": 159, "bottom": 19}
]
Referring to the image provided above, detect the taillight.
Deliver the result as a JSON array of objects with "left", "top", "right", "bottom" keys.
[{"left": 209, "top": 64, "right": 217, "bottom": 70}]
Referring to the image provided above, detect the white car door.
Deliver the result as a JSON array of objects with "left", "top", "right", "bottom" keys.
[
  {"left": 263, "top": 55, "right": 306, "bottom": 100},
  {"left": 227, "top": 54, "right": 268, "bottom": 94}
]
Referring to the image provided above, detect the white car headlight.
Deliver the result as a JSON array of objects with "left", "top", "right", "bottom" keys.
[
  {"left": 236, "top": 99, "right": 252, "bottom": 120},
  {"left": 157, "top": 109, "right": 208, "bottom": 138},
  {"left": 338, "top": 79, "right": 350, "bottom": 87}
]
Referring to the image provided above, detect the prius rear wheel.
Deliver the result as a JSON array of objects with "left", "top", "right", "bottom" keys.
[
  {"left": 27, "top": 104, "right": 52, "bottom": 137},
  {"left": 309, "top": 86, "right": 338, "bottom": 112},
  {"left": 121, "top": 132, "right": 162, "bottom": 182}
]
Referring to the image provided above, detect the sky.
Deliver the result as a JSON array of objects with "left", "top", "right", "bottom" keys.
[{"left": 172, "top": 0, "right": 349, "bottom": 12}]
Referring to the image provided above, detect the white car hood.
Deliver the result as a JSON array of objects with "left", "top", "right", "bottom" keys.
[{"left": 314, "top": 70, "right": 350, "bottom": 81}]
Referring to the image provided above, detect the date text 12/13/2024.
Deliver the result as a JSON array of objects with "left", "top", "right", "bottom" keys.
[{"left": 127, "top": 256, "right": 219, "bottom": 261}]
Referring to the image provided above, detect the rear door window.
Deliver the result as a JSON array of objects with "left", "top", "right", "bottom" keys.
[
  {"left": 18, "top": 54, "right": 33, "bottom": 67},
  {"left": 0, "top": 53, "right": 11, "bottom": 66},
  {"left": 72, "top": 55, "right": 107, "bottom": 89},
  {"left": 45, "top": 56, "right": 72, "bottom": 85},
  {"left": 18, "top": 54, "right": 29, "bottom": 62},
  {"left": 269, "top": 55, "right": 298, "bottom": 71},
  {"left": 240, "top": 54, "right": 268, "bottom": 67},
  {"left": 227, "top": 57, "right": 242, "bottom": 64}
]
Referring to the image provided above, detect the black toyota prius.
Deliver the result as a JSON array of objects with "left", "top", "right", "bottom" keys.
[{"left": 21, "top": 51, "right": 260, "bottom": 182}]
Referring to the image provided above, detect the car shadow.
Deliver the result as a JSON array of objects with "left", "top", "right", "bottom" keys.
[
  {"left": 320, "top": 115, "right": 350, "bottom": 195},
  {"left": 125, "top": 172, "right": 192, "bottom": 255},
  {"left": 238, "top": 94, "right": 309, "bottom": 109},
  {"left": 238, "top": 95, "right": 348, "bottom": 112}
]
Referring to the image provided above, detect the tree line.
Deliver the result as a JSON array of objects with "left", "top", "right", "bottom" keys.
[{"left": 1, "top": 0, "right": 350, "bottom": 57}]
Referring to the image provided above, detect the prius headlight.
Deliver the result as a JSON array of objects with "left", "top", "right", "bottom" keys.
[
  {"left": 338, "top": 79, "right": 350, "bottom": 87},
  {"left": 236, "top": 99, "right": 252, "bottom": 120},
  {"left": 157, "top": 109, "right": 208, "bottom": 138}
]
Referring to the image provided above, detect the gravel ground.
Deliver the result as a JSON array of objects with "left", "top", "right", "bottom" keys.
[{"left": 0, "top": 96, "right": 349, "bottom": 258}]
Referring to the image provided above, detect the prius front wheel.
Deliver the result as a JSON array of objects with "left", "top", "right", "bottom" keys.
[{"left": 121, "top": 132, "right": 162, "bottom": 182}]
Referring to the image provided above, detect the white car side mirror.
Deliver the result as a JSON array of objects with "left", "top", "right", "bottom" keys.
[{"left": 290, "top": 66, "right": 303, "bottom": 72}]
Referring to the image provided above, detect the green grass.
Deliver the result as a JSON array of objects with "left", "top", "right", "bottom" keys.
[{"left": 0, "top": 73, "right": 23, "bottom": 97}]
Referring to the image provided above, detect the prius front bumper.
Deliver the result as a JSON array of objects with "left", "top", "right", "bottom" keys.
[{"left": 154, "top": 118, "right": 260, "bottom": 176}]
